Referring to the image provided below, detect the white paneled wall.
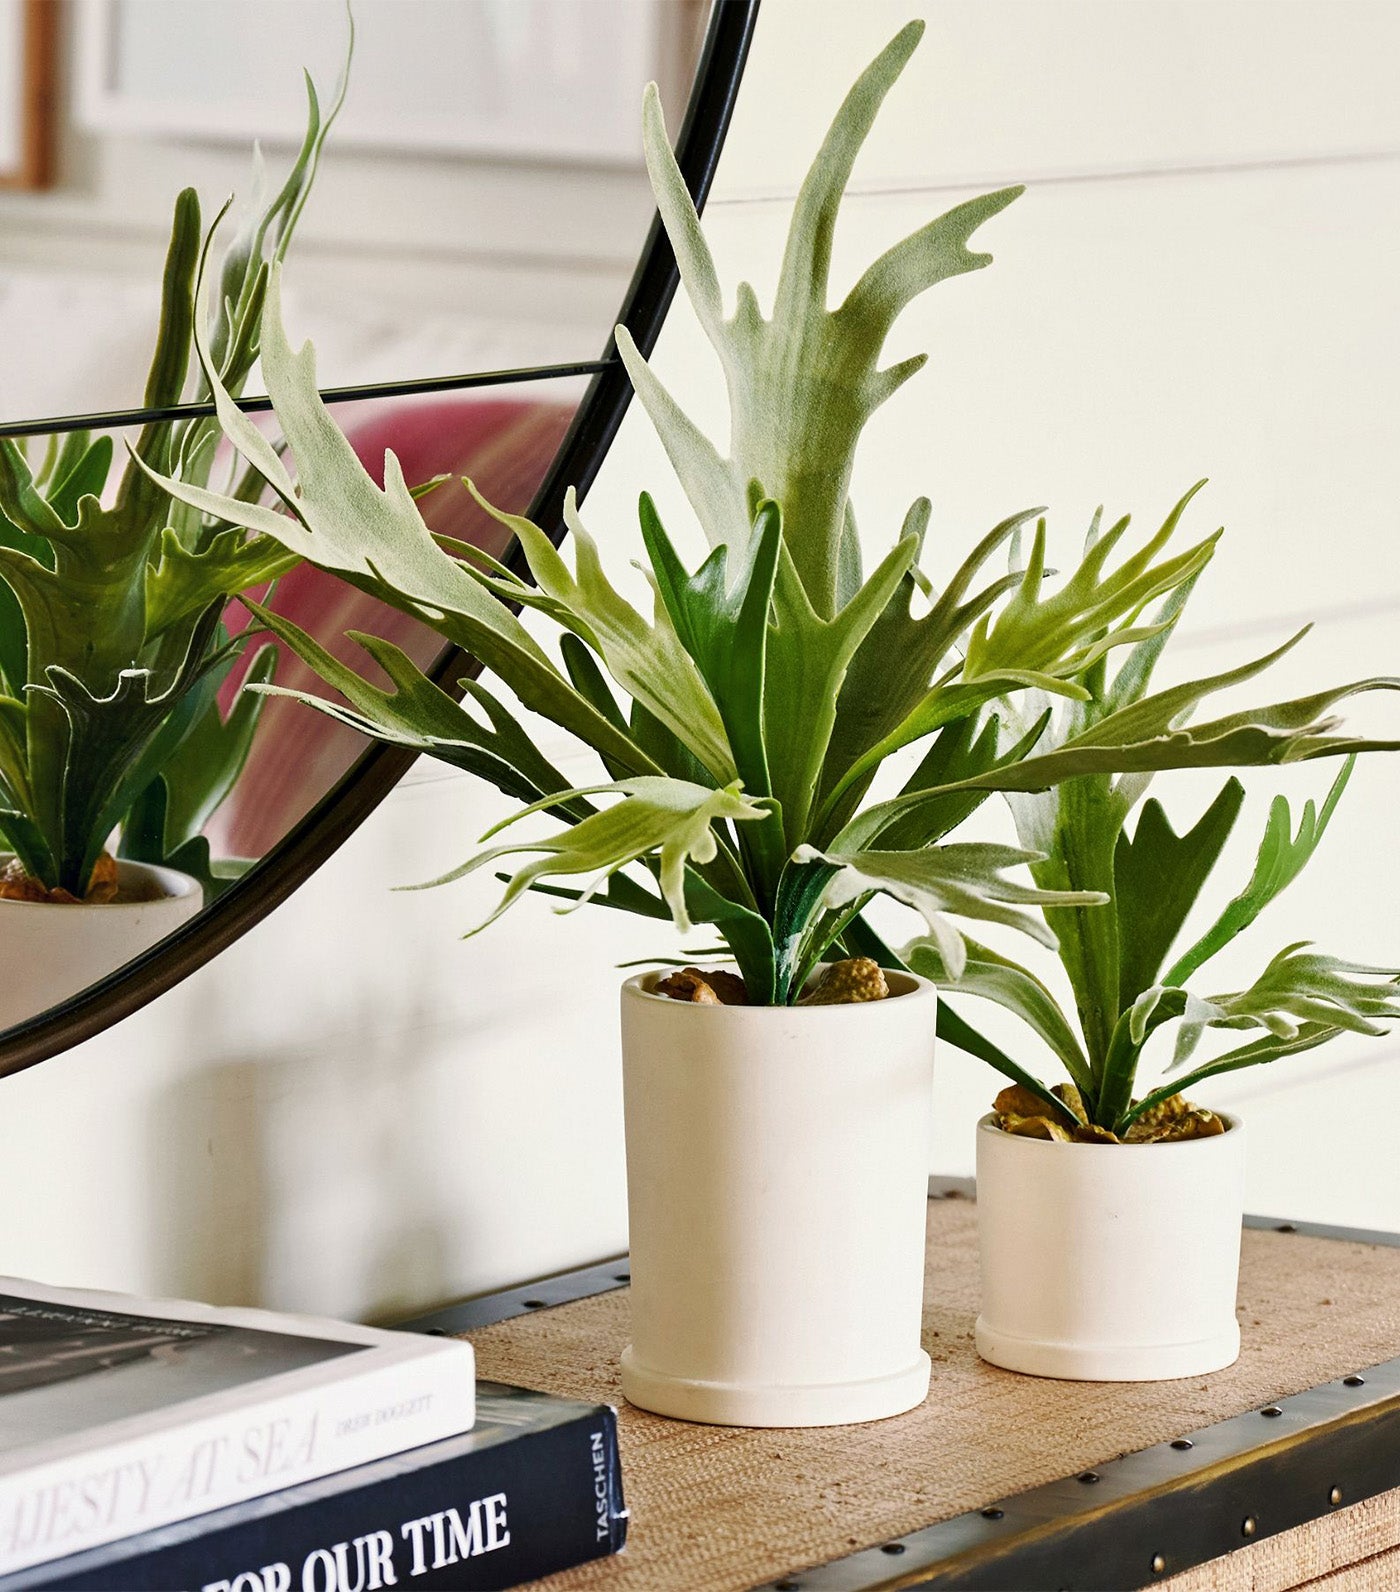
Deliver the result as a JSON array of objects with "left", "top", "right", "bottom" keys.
[{"left": 2, "top": 1, "right": 1398, "bottom": 1317}]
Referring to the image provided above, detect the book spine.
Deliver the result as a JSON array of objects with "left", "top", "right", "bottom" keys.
[
  {"left": 12, "top": 1407, "right": 627, "bottom": 1592},
  {"left": 0, "top": 1353, "right": 476, "bottom": 1575}
]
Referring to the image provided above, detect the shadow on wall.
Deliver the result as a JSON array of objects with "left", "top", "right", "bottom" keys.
[
  {"left": 148, "top": 986, "right": 492, "bottom": 1321},
  {"left": 148, "top": 1058, "right": 269, "bottom": 1309}
]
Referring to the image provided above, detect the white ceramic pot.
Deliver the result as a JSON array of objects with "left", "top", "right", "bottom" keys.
[
  {"left": 0, "top": 860, "right": 203, "bottom": 1030},
  {"left": 619, "top": 968, "right": 937, "bottom": 1427},
  {"left": 975, "top": 1112, "right": 1246, "bottom": 1381}
]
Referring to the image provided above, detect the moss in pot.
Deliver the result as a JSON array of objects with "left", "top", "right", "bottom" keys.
[{"left": 146, "top": 23, "right": 1400, "bottom": 1419}]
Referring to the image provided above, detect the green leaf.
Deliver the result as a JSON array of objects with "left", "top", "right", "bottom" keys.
[
  {"left": 903, "top": 935, "right": 1094, "bottom": 1097},
  {"left": 211, "top": 45, "right": 348, "bottom": 386},
  {"left": 1094, "top": 942, "right": 1400, "bottom": 1131},
  {"left": 520, "top": 869, "right": 672, "bottom": 921},
  {"left": 840, "top": 708, "right": 1050, "bottom": 853},
  {"left": 675, "top": 866, "right": 778, "bottom": 1003},
  {"left": 163, "top": 834, "right": 250, "bottom": 903},
  {"left": 842, "top": 913, "right": 1075, "bottom": 1121},
  {"left": 48, "top": 435, "right": 113, "bottom": 527},
  {"left": 1164, "top": 757, "right": 1355, "bottom": 986},
  {"left": 626, "top": 27, "right": 1021, "bottom": 616},
  {"left": 819, "top": 504, "right": 1035, "bottom": 822},
  {"left": 0, "top": 802, "right": 57, "bottom": 888},
  {"left": 637, "top": 492, "right": 789, "bottom": 893},
  {"left": 115, "top": 187, "right": 201, "bottom": 524},
  {"left": 639, "top": 492, "right": 779, "bottom": 798},
  {"left": 935, "top": 999, "right": 1078, "bottom": 1123},
  {"left": 793, "top": 840, "right": 1107, "bottom": 980},
  {"left": 822, "top": 492, "right": 1222, "bottom": 813},
  {"left": 242, "top": 600, "right": 583, "bottom": 814},
  {"left": 558, "top": 634, "right": 628, "bottom": 736},
  {"left": 967, "top": 484, "right": 1218, "bottom": 691},
  {"left": 614, "top": 325, "right": 749, "bottom": 560},
  {"left": 0, "top": 572, "right": 28, "bottom": 701},
  {"left": 0, "top": 696, "right": 31, "bottom": 813},
  {"left": 119, "top": 775, "right": 247, "bottom": 904},
  {"left": 29, "top": 603, "right": 228, "bottom": 893},
  {"left": 1096, "top": 563, "right": 1209, "bottom": 722},
  {"left": 1123, "top": 1023, "right": 1355, "bottom": 1128},
  {"left": 770, "top": 853, "right": 845, "bottom": 998},
  {"left": 413, "top": 776, "right": 773, "bottom": 939},
  {"left": 1022, "top": 772, "right": 1128, "bottom": 1073},
  {"left": 0, "top": 438, "right": 71, "bottom": 544},
  {"left": 1177, "top": 941, "right": 1400, "bottom": 1054},
  {"left": 763, "top": 533, "right": 918, "bottom": 848},
  {"left": 854, "top": 662, "right": 1400, "bottom": 840},
  {"left": 1094, "top": 985, "right": 1195, "bottom": 1128},
  {"left": 1114, "top": 779, "right": 1245, "bottom": 1009},
  {"left": 559, "top": 633, "right": 633, "bottom": 781},
  {"left": 146, "top": 527, "right": 299, "bottom": 639},
  {"left": 124, "top": 642, "right": 277, "bottom": 856},
  {"left": 470, "top": 483, "right": 734, "bottom": 781}
]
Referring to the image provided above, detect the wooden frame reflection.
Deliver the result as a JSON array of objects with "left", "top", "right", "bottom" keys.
[{"left": 0, "top": 0, "right": 55, "bottom": 191}]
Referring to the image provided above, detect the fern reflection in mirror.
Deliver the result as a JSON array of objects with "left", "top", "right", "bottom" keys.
[{"left": 0, "top": 69, "right": 346, "bottom": 904}]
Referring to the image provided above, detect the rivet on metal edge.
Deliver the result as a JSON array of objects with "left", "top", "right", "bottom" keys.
[
  {"left": 1242, "top": 1516, "right": 1258, "bottom": 1538},
  {"left": 1152, "top": 1555, "right": 1167, "bottom": 1575},
  {"left": 1276, "top": 1223, "right": 1297, "bottom": 1233},
  {"left": 614, "top": 1273, "right": 631, "bottom": 1283},
  {"left": 1344, "top": 1375, "right": 1366, "bottom": 1387},
  {"left": 1261, "top": 1405, "right": 1283, "bottom": 1417},
  {"left": 1171, "top": 1439, "right": 1194, "bottom": 1450},
  {"left": 522, "top": 1299, "right": 547, "bottom": 1309},
  {"left": 881, "top": 1543, "right": 906, "bottom": 1555},
  {"left": 1330, "top": 1486, "right": 1344, "bottom": 1506},
  {"left": 1079, "top": 1471, "right": 1101, "bottom": 1484},
  {"left": 981, "top": 1507, "right": 1005, "bottom": 1520}
]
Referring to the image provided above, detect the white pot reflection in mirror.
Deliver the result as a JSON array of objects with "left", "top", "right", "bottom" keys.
[{"left": 0, "top": 861, "right": 202, "bottom": 1030}]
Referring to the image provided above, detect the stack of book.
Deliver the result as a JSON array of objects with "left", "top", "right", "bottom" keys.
[{"left": 0, "top": 1277, "right": 626, "bottom": 1590}]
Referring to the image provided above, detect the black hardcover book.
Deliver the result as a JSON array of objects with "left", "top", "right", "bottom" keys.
[{"left": 0, "top": 1384, "right": 626, "bottom": 1592}]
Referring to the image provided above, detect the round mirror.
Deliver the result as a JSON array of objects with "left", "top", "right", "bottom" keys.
[{"left": 0, "top": 0, "right": 758, "bottom": 1069}]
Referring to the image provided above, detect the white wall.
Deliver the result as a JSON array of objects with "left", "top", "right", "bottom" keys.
[{"left": 2, "top": 0, "right": 1398, "bottom": 1318}]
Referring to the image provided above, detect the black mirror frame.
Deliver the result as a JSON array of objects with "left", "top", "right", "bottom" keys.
[{"left": 0, "top": 0, "right": 761, "bottom": 1079}]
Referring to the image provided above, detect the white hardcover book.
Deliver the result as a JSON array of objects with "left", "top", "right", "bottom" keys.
[{"left": 0, "top": 1276, "right": 475, "bottom": 1575}]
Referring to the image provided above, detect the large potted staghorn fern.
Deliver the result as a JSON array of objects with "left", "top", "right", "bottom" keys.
[
  {"left": 901, "top": 674, "right": 1400, "bottom": 1379},
  {"left": 149, "top": 26, "right": 1399, "bottom": 1424},
  {"left": 0, "top": 70, "right": 342, "bottom": 1029}
]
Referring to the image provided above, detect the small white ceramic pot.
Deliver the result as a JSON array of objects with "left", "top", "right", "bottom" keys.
[
  {"left": 619, "top": 968, "right": 937, "bottom": 1427},
  {"left": 975, "top": 1112, "right": 1246, "bottom": 1381},
  {"left": 0, "top": 860, "right": 203, "bottom": 1030}
]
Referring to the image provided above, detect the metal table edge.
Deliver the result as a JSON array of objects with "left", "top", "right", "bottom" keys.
[{"left": 394, "top": 1183, "right": 1400, "bottom": 1592}]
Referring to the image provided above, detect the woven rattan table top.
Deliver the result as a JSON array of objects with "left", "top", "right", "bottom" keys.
[{"left": 459, "top": 1194, "right": 1400, "bottom": 1591}]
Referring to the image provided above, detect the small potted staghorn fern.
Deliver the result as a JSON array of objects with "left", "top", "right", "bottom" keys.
[
  {"left": 150, "top": 26, "right": 1399, "bottom": 1424},
  {"left": 0, "top": 68, "right": 343, "bottom": 1028},
  {"left": 901, "top": 635, "right": 1400, "bottom": 1379}
]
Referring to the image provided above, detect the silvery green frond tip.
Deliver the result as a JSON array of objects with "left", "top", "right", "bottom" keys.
[{"left": 623, "top": 21, "right": 1022, "bottom": 619}]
